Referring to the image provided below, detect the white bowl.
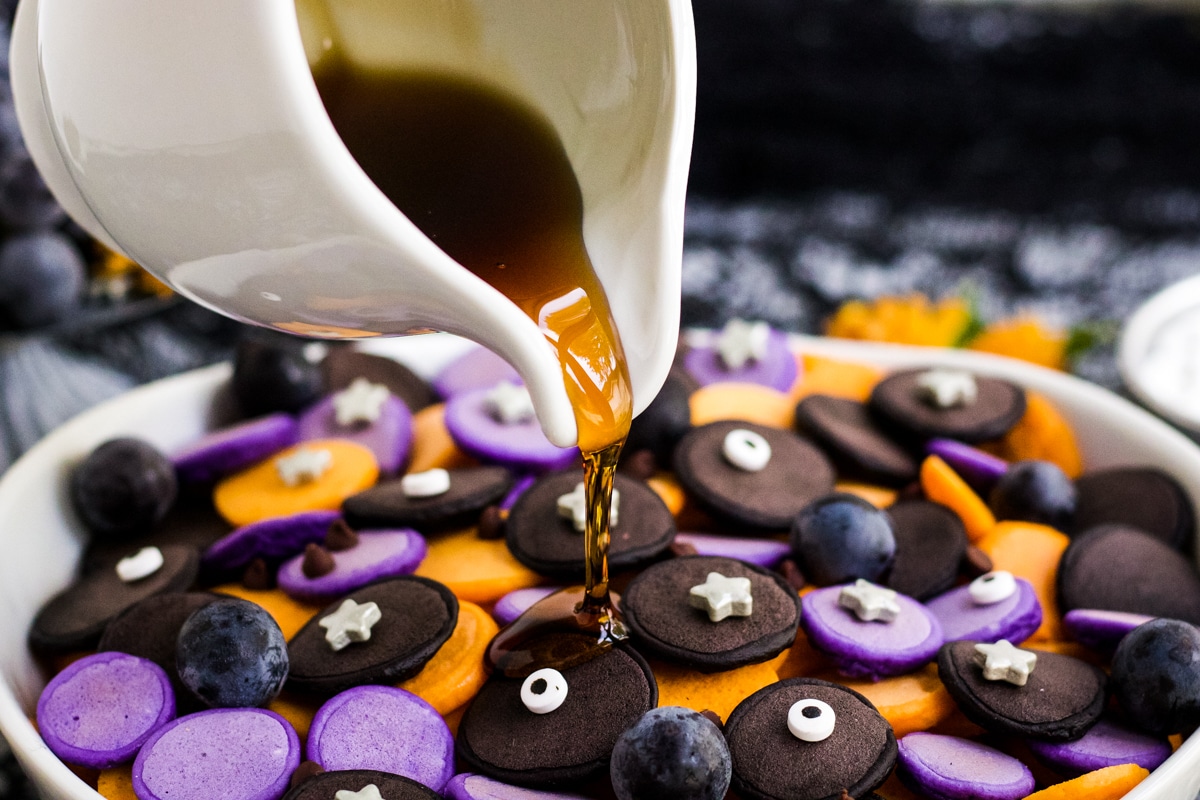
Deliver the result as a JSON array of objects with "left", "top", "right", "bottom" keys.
[
  {"left": 2, "top": 333, "right": 1199, "bottom": 799},
  {"left": 1119, "top": 273, "right": 1200, "bottom": 437}
]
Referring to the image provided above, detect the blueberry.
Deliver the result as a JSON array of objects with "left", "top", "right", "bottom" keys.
[
  {"left": 791, "top": 493, "right": 896, "bottom": 586},
  {"left": 610, "top": 706, "right": 731, "bottom": 800},
  {"left": 176, "top": 598, "right": 289, "bottom": 708},
  {"left": 988, "top": 460, "right": 1076, "bottom": 531},
  {"left": 70, "top": 437, "right": 177, "bottom": 539},
  {"left": 0, "top": 230, "right": 85, "bottom": 328},
  {"left": 1111, "top": 618, "right": 1200, "bottom": 735},
  {"left": 624, "top": 372, "right": 693, "bottom": 468},
  {"left": 231, "top": 338, "right": 325, "bottom": 416}
]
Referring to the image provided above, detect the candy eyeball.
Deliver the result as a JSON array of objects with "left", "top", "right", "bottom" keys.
[
  {"left": 787, "top": 698, "right": 836, "bottom": 742},
  {"left": 969, "top": 570, "right": 1017, "bottom": 605},
  {"left": 520, "top": 667, "right": 568, "bottom": 714},
  {"left": 722, "top": 428, "right": 772, "bottom": 472}
]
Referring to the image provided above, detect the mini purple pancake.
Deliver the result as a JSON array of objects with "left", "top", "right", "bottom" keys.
[
  {"left": 133, "top": 708, "right": 300, "bottom": 800},
  {"left": 925, "top": 577, "right": 1042, "bottom": 645},
  {"left": 897, "top": 732, "right": 1034, "bottom": 800},
  {"left": 672, "top": 532, "right": 792, "bottom": 569},
  {"left": 1025, "top": 717, "right": 1173, "bottom": 777},
  {"left": 682, "top": 327, "right": 797, "bottom": 391},
  {"left": 201, "top": 510, "right": 340, "bottom": 574},
  {"left": 297, "top": 393, "right": 413, "bottom": 475},
  {"left": 800, "top": 584, "right": 944, "bottom": 680},
  {"left": 433, "top": 346, "right": 522, "bottom": 400},
  {"left": 172, "top": 413, "right": 300, "bottom": 484},
  {"left": 307, "top": 685, "right": 454, "bottom": 793},
  {"left": 37, "top": 652, "right": 176, "bottom": 769},
  {"left": 276, "top": 529, "right": 427, "bottom": 602},
  {"left": 444, "top": 387, "right": 579, "bottom": 472},
  {"left": 936, "top": 641, "right": 1107, "bottom": 741},
  {"left": 925, "top": 439, "right": 1009, "bottom": 496},
  {"left": 283, "top": 769, "right": 444, "bottom": 800},
  {"left": 1062, "top": 609, "right": 1155, "bottom": 654},
  {"left": 444, "top": 773, "right": 592, "bottom": 799},
  {"left": 724, "top": 678, "right": 896, "bottom": 800},
  {"left": 1057, "top": 523, "right": 1200, "bottom": 625},
  {"left": 492, "top": 586, "right": 562, "bottom": 627}
]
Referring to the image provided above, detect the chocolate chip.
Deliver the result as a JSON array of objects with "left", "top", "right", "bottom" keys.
[
  {"left": 324, "top": 519, "right": 359, "bottom": 552},
  {"left": 301, "top": 543, "right": 335, "bottom": 579},
  {"left": 288, "top": 761, "right": 325, "bottom": 790},
  {"left": 477, "top": 505, "right": 505, "bottom": 540},
  {"left": 962, "top": 545, "right": 994, "bottom": 578},
  {"left": 620, "top": 449, "right": 659, "bottom": 481},
  {"left": 241, "top": 558, "right": 274, "bottom": 590},
  {"left": 779, "top": 558, "right": 807, "bottom": 592}
]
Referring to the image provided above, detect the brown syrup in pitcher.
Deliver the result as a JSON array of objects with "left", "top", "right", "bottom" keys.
[{"left": 316, "top": 68, "right": 633, "bottom": 674}]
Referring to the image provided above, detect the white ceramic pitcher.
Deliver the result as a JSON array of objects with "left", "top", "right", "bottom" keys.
[{"left": 10, "top": 0, "right": 696, "bottom": 448}]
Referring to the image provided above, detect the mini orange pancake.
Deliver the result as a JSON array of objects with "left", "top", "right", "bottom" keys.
[
  {"left": 977, "top": 520, "right": 1070, "bottom": 641},
  {"left": 1021, "top": 763, "right": 1150, "bottom": 800},
  {"left": 650, "top": 659, "right": 779, "bottom": 723},
  {"left": 920, "top": 455, "right": 996, "bottom": 543},
  {"left": 409, "top": 403, "right": 479, "bottom": 473},
  {"left": 213, "top": 583, "right": 323, "bottom": 640},
  {"left": 791, "top": 355, "right": 884, "bottom": 403},
  {"left": 97, "top": 766, "right": 136, "bottom": 800},
  {"left": 689, "top": 382, "right": 795, "bottom": 429},
  {"left": 835, "top": 665, "right": 958, "bottom": 738},
  {"left": 415, "top": 528, "right": 544, "bottom": 604},
  {"left": 398, "top": 600, "right": 498, "bottom": 715},
  {"left": 646, "top": 473, "right": 687, "bottom": 517},
  {"left": 213, "top": 439, "right": 379, "bottom": 526},
  {"left": 267, "top": 689, "right": 321, "bottom": 743},
  {"left": 980, "top": 391, "right": 1083, "bottom": 479},
  {"left": 835, "top": 481, "right": 898, "bottom": 509}
]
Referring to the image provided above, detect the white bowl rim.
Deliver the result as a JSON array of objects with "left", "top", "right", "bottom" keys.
[{"left": 1, "top": 333, "right": 1199, "bottom": 799}]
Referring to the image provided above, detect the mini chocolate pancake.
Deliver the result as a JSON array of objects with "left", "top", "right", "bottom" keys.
[
  {"left": 342, "top": 466, "right": 514, "bottom": 532},
  {"left": 868, "top": 368, "right": 1026, "bottom": 444},
  {"left": 97, "top": 590, "right": 220, "bottom": 701},
  {"left": 620, "top": 555, "right": 802, "bottom": 671},
  {"left": 883, "top": 501, "right": 967, "bottom": 601},
  {"left": 673, "top": 420, "right": 836, "bottom": 531},
  {"left": 322, "top": 346, "right": 438, "bottom": 414},
  {"left": 724, "top": 678, "right": 897, "bottom": 800},
  {"left": 283, "top": 769, "right": 442, "bottom": 800},
  {"left": 83, "top": 494, "right": 232, "bottom": 575},
  {"left": 505, "top": 471, "right": 676, "bottom": 579},
  {"left": 1072, "top": 466, "right": 1194, "bottom": 551},
  {"left": 29, "top": 544, "right": 201, "bottom": 655},
  {"left": 794, "top": 394, "right": 918, "bottom": 487},
  {"left": 456, "top": 636, "right": 657, "bottom": 787},
  {"left": 286, "top": 575, "right": 458, "bottom": 696},
  {"left": 936, "top": 641, "right": 1106, "bottom": 741},
  {"left": 1057, "top": 523, "right": 1200, "bottom": 624}
]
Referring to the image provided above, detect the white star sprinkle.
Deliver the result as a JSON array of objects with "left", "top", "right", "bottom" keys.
[
  {"left": 915, "top": 369, "right": 978, "bottom": 409},
  {"left": 319, "top": 598, "right": 382, "bottom": 652},
  {"left": 716, "top": 318, "right": 771, "bottom": 370},
  {"left": 973, "top": 639, "right": 1038, "bottom": 686},
  {"left": 335, "top": 785, "right": 384, "bottom": 800},
  {"left": 115, "top": 546, "right": 164, "bottom": 582},
  {"left": 689, "top": 572, "right": 754, "bottom": 622},
  {"left": 333, "top": 378, "right": 390, "bottom": 427},
  {"left": 838, "top": 579, "right": 902, "bottom": 623},
  {"left": 275, "top": 447, "right": 334, "bottom": 487},
  {"left": 556, "top": 482, "right": 619, "bottom": 532},
  {"left": 486, "top": 381, "right": 536, "bottom": 425}
]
